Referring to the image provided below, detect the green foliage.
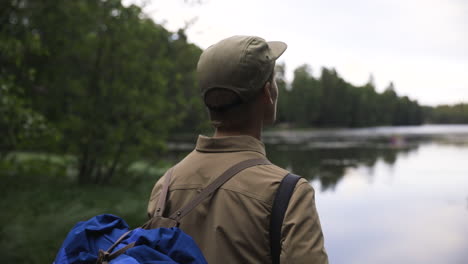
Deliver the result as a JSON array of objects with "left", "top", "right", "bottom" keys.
[
  {"left": 292, "top": 65, "right": 322, "bottom": 125},
  {"left": 0, "top": 0, "right": 56, "bottom": 158},
  {"left": 426, "top": 104, "right": 468, "bottom": 124},
  {"left": 278, "top": 64, "right": 426, "bottom": 127},
  {"left": 318, "top": 68, "right": 354, "bottom": 126},
  {"left": 0, "top": 77, "right": 55, "bottom": 160},
  {"left": 275, "top": 63, "right": 290, "bottom": 124},
  {"left": 167, "top": 30, "right": 209, "bottom": 133},
  {"left": 1, "top": 0, "right": 206, "bottom": 183}
]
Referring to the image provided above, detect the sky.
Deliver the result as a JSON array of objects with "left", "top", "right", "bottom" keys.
[{"left": 123, "top": 0, "right": 468, "bottom": 106}]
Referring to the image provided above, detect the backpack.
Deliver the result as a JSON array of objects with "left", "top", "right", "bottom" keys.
[{"left": 54, "top": 158, "right": 300, "bottom": 264}]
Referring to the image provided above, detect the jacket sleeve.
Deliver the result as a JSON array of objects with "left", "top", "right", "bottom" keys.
[
  {"left": 147, "top": 178, "right": 163, "bottom": 218},
  {"left": 280, "top": 179, "right": 329, "bottom": 264}
]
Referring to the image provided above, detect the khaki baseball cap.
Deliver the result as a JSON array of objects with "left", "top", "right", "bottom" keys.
[{"left": 197, "top": 35, "right": 287, "bottom": 103}]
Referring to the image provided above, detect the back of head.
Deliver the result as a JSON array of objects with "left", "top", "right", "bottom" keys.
[
  {"left": 197, "top": 35, "right": 287, "bottom": 129},
  {"left": 204, "top": 88, "right": 249, "bottom": 129}
]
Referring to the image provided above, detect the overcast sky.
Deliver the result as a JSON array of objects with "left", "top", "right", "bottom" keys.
[{"left": 123, "top": 0, "right": 467, "bottom": 106}]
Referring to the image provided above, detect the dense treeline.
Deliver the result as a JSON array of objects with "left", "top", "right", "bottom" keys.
[
  {"left": 276, "top": 64, "right": 468, "bottom": 127},
  {"left": 424, "top": 104, "right": 468, "bottom": 124},
  {"left": 1, "top": 0, "right": 467, "bottom": 183},
  {"left": 1, "top": 0, "right": 208, "bottom": 183},
  {"left": 276, "top": 64, "right": 425, "bottom": 127}
]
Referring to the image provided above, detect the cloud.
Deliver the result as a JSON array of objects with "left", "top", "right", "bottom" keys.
[{"left": 123, "top": 0, "right": 468, "bottom": 105}]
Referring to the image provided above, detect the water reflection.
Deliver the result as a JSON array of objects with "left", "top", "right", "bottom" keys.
[
  {"left": 267, "top": 144, "right": 418, "bottom": 191},
  {"left": 309, "top": 141, "right": 468, "bottom": 264}
]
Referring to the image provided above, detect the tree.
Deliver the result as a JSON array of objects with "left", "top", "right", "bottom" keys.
[
  {"left": 0, "top": 0, "right": 54, "bottom": 160},
  {"left": 289, "top": 65, "right": 322, "bottom": 126},
  {"left": 167, "top": 29, "right": 208, "bottom": 133},
  {"left": 275, "top": 62, "right": 291, "bottom": 124},
  {"left": 318, "top": 68, "right": 353, "bottom": 126},
  {"left": 2, "top": 0, "right": 205, "bottom": 183},
  {"left": 377, "top": 82, "right": 398, "bottom": 125},
  {"left": 0, "top": 78, "right": 51, "bottom": 160},
  {"left": 427, "top": 103, "right": 468, "bottom": 124}
]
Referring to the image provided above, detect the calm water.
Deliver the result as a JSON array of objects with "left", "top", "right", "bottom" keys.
[
  {"left": 171, "top": 125, "right": 468, "bottom": 263},
  {"left": 265, "top": 125, "right": 468, "bottom": 264}
]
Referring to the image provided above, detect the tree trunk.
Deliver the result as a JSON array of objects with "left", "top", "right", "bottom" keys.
[{"left": 103, "top": 139, "right": 125, "bottom": 183}]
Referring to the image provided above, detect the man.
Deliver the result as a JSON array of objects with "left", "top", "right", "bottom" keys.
[{"left": 147, "top": 35, "right": 328, "bottom": 263}]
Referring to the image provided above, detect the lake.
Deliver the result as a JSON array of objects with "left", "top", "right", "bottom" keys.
[{"left": 170, "top": 125, "right": 468, "bottom": 263}]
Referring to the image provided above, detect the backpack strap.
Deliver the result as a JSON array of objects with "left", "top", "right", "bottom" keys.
[
  {"left": 96, "top": 230, "right": 136, "bottom": 264},
  {"left": 270, "top": 173, "right": 301, "bottom": 264},
  {"left": 154, "top": 168, "right": 174, "bottom": 217},
  {"left": 156, "top": 158, "right": 271, "bottom": 222}
]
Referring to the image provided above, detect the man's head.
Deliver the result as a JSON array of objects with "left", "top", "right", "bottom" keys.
[{"left": 197, "top": 35, "right": 287, "bottom": 130}]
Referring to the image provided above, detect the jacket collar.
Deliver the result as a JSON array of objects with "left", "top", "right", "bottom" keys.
[{"left": 195, "top": 135, "right": 266, "bottom": 156}]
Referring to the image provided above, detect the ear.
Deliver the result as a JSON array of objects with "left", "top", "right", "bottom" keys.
[{"left": 263, "top": 82, "right": 274, "bottom": 105}]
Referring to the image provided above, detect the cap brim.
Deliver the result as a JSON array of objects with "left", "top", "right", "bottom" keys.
[{"left": 268, "top": 41, "right": 287, "bottom": 60}]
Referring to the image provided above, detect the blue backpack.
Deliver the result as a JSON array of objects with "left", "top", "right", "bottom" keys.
[
  {"left": 54, "top": 158, "right": 300, "bottom": 264},
  {"left": 54, "top": 214, "right": 207, "bottom": 264}
]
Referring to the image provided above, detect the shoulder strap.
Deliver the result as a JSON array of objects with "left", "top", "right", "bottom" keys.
[
  {"left": 155, "top": 158, "right": 271, "bottom": 222},
  {"left": 270, "top": 173, "right": 301, "bottom": 264},
  {"left": 154, "top": 168, "right": 174, "bottom": 217}
]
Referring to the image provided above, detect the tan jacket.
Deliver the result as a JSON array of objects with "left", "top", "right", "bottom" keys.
[{"left": 147, "top": 135, "right": 328, "bottom": 263}]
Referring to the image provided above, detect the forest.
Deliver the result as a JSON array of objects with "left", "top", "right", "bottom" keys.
[{"left": 2, "top": 0, "right": 468, "bottom": 182}]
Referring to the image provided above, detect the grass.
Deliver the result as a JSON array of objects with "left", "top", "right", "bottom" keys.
[{"left": 0, "top": 155, "right": 168, "bottom": 264}]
